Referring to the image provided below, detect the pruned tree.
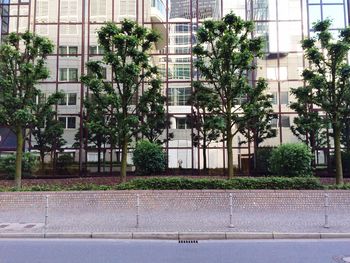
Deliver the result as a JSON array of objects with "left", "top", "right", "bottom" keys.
[
  {"left": 74, "top": 94, "right": 109, "bottom": 173},
  {"left": 300, "top": 20, "right": 350, "bottom": 184},
  {"left": 290, "top": 85, "right": 328, "bottom": 154},
  {"left": 0, "top": 31, "right": 54, "bottom": 188},
  {"left": 81, "top": 20, "right": 162, "bottom": 182},
  {"left": 193, "top": 13, "right": 270, "bottom": 178},
  {"left": 188, "top": 82, "right": 224, "bottom": 173},
  {"left": 138, "top": 79, "right": 172, "bottom": 144},
  {"left": 236, "top": 80, "right": 276, "bottom": 170},
  {"left": 31, "top": 92, "right": 66, "bottom": 170}
]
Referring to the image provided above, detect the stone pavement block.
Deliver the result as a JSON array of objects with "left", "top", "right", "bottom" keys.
[
  {"left": 226, "top": 232, "right": 273, "bottom": 239},
  {"left": 92, "top": 232, "right": 132, "bottom": 239},
  {"left": 273, "top": 232, "right": 321, "bottom": 239},
  {"left": 320, "top": 233, "right": 350, "bottom": 239},
  {"left": 45, "top": 232, "right": 92, "bottom": 238},
  {"left": 132, "top": 232, "right": 179, "bottom": 240},
  {"left": 0, "top": 233, "right": 44, "bottom": 238},
  {"left": 179, "top": 232, "right": 226, "bottom": 240}
]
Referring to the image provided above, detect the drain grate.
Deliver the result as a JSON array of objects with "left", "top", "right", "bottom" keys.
[
  {"left": 178, "top": 240, "right": 198, "bottom": 244},
  {"left": 333, "top": 255, "right": 350, "bottom": 262}
]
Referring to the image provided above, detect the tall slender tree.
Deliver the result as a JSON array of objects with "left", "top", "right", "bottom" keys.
[
  {"left": 299, "top": 20, "right": 350, "bottom": 184},
  {"left": 31, "top": 92, "right": 66, "bottom": 169},
  {"left": 193, "top": 13, "right": 270, "bottom": 178},
  {"left": 188, "top": 82, "right": 224, "bottom": 173},
  {"left": 0, "top": 32, "right": 54, "bottom": 188},
  {"left": 81, "top": 20, "right": 162, "bottom": 182}
]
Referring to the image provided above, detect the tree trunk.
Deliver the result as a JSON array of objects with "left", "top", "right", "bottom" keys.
[
  {"left": 120, "top": 139, "right": 128, "bottom": 183},
  {"left": 15, "top": 126, "right": 24, "bottom": 189},
  {"left": 97, "top": 144, "right": 101, "bottom": 173},
  {"left": 40, "top": 151, "right": 45, "bottom": 171},
  {"left": 334, "top": 125, "right": 343, "bottom": 185},
  {"left": 203, "top": 130, "right": 207, "bottom": 174},
  {"left": 227, "top": 130, "right": 234, "bottom": 179}
]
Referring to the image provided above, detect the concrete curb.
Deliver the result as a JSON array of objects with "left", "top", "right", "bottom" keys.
[{"left": 1, "top": 232, "right": 350, "bottom": 240}]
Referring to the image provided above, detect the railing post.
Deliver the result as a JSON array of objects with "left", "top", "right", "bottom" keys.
[
  {"left": 44, "top": 195, "right": 49, "bottom": 233},
  {"left": 324, "top": 193, "right": 330, "bottom": 228},
  {"left": 229, "top": 193, "right": 234, "bottom": 228},
  {"left": 136, "top": 194, "right": 140, "bottom": 228}
]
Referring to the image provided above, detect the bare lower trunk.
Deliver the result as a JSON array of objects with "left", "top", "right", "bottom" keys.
[
  {"left": 97, "top": 145, "right": 101, "bottom": 173},
  {"left": 15, "top": 126, "right": 24, "bottom": 189},
  {"left": 120, "top": 140, "right": 128, "bottom": 183},
  {"left": 334, "top": 126, "right": 343, "bottom": 185},
  {"left": 227, "top": 131, "right": 234, "bottom": 179}
]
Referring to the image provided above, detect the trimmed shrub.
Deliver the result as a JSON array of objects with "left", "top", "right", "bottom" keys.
[
  {"left": 0, "top": 153, "right": 38, "bottom": 179},
  {"left": 269, "top": 143, "right": 313, "bottom": 177},
  {"left": 0, "top": 177, "right": 325, "bottom": 191},
  {"left": 254, "top": 147, "right": 275, "bottom": 175},
  {"left": 116, "top": 177, "right": 323, "bottom": 190},
  {"left": 133, "top": 140, "right": 166, "bottom": 175}
]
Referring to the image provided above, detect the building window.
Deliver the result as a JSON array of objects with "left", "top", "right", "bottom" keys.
[
  {"left": 59, "top": 93, "right": 77, "bottom": 106},
  {"left": 176, "top": 117, "right": 189, "bottom": 129},
  {"left": 36, "top": 0, "right": 49, "bottom": 21},
  {"left": 89, "top": 45, "right": 105, "bottom": 55},
  {"left": 168, "top": 87, "right": 191, "bottom": 106},
  {"left": 59, "top": 68, "right": 78, "bottom": 82},
  {"left": 58, "top": 116, "right": 76, "bottom": 129},
  {"left": 60, "top": 0, "right": 78, "bottom": 22},
  {"left": 173, "top": 64, "right": 190, "bottom": 79},
  {"left": 281, "top": 115, "right": 290, "bottom": 128},
  {"left": 59, "top": 46, "right": 78, "bottom": 56},
  {"left": 119, "top": 0, "right": 136, "bottom": 20},
  {"left": 280, "top": 91, "right": 289, "bottom": 105},
  {"left": 90, "top": 0, "right": 107, "bottom": 22}
]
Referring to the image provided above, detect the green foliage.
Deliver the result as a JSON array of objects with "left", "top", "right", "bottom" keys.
[
  {"left": 32, "top": 92, "right": 66, "bottom": 165},
  {"left": 0, "top": 31, "right": 54, "bottom": 188},
  {"left": 116, "top": 177, "right": 323, "bottom": 190},
  {"left": 132, "top": 140, "right": 166, "bottom": 175},
  {"left": 236, "top": 81, "right": 277, "bottom": 147},
  {"left": 193, "top": 12, "right": 271, "bottom": 178},
  {"left": 0, "top": 177, "right": 323, "bottom": 192},
  {"left": 0, "top": 153, "right": 38, "bottom": 179},
  {"left": 298, "top": 20, "right": 350, "bottom": 184},
  {"left": 81, "top": 20, "right": 164, "bottom": 181},
  {"left": 290, "top": 86, "right": 327, "bottom": 149},
  {"left": 255, "top": 147, "right": 275, "bottom": 175},
  {"left": 269, "top": 143, "right": 313, "bottom": 177},
  {"left": 57, "top": 154, "right": 74, "bottom": 166}
]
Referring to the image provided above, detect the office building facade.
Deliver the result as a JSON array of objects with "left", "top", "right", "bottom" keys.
[{"left": 0, "top": 0, "right": 349, "bottom": 173}]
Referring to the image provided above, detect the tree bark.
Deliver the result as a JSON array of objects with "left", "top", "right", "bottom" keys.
[
  {"left": 334, "top": 125, "right": 343, "bottom": 185},
  {"left": 97, "top": 144, "right": 101, "bottom": 173},
  {"left": 15, "top": 126, "right": 24, "bottom": 189},
  {"left": 227, "top": 130, "right": 234, "bottom": 179},
  {"left": 203, "top": 130, "right": 207, "bottom": 174},
  {"left": 120, "top": 139, "right": 128, "bottom": 183}
]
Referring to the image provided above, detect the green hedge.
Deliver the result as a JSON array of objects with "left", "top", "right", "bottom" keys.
[
  {"left": 0, "top": 176, "right": 325, "bottom": 192},
  {"left": 115, "top": 177, "right": 323, "bottom": 190}
]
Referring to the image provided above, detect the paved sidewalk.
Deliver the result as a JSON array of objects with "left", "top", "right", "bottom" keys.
[{"left": 0, "top": 190, "right": 350, "bottom": 238}]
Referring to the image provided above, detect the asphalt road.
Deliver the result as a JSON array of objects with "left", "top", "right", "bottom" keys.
[{"left": 1, "top": 239, "right": 350, "bottom": 263}]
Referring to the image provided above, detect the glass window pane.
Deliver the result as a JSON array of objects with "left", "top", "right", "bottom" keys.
[
  {"left": 68, "top": 93, "right": 77, "bottom": 105},
  {"left": 67, "top": 117, "right": 76, "bottom": 129},
  {"left": 69, "top": 46, "right": 78, "bottom": 55}
]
